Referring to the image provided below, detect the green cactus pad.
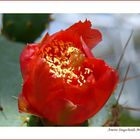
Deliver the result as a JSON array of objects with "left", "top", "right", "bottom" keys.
[
  {"left": 0, "top": 35, "right": 26, "bottom": 126},
  {"left": 27, "top": 115, "right": 89, "bottom": 126},
  {"left": 2, "top": 14, "right": 51, "bottom": 43}
]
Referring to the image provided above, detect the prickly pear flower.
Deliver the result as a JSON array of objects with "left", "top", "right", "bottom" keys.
[{"left": 18, "top": 20, "right": 118, "bottom": 126}]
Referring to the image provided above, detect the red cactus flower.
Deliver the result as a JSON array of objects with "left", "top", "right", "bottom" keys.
[{"left": 18, "top": 20, "right": 118, "bottom": 126}]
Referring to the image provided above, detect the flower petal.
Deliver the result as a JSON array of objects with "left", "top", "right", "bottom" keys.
[
  {"left": 41, "top": 20, "right": 102, "bottom": 52},
  {"left": 44, "top": 98, "right": 78, "bottom": 125},
  {"left": 83, "top": 58, "right": 119, "bottom": 118},
  {"left": 20, "top": 44, "right": 39, "bottom": 80},
  {"left": 66, "top": 20, "right": 102, "bottom": 49},
  {"left": 18, "top": 93, "right": 41, "bottom": 117},
  {"left": 60, "top": 58, "right": 118, "bottom": 124},
  {"left": 21, "top": 57, "right": 66, "bottom": 118}
]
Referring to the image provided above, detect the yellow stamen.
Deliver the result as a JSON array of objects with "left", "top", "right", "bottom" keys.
[{"left": 38, "top": 40, "right": 93, "bottom": 86}]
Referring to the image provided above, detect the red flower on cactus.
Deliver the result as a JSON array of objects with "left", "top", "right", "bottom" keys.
[{"left": 18, "top": 20, "right": 118, "bottom": 125}]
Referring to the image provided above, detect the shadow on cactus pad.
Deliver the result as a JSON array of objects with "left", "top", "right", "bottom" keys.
[{"left": 2, "top": 14, "right": 52, "bottom": 43}]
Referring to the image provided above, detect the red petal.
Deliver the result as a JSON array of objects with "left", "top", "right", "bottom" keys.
[
  {"left": 84, "top": 58, "right": 119, "bottom": 118},
  {"left": 19, "top": 57, "right": 118, "bottom": 125},
  {"left": 41, "top": 20, "right": 102, "bottom": 52},
  {"left": 21, "top": 58, "right": 66, "bottom": 118},
  {"left": 18, "top": 93, "right": 41, "bottom": 116},
  {"left": 20, "top": 44, "right": 39, "bottom": 80},
  {"left": 58, "top": 58, "right": 118, "bottom": 125},
  {"left": 43, "top": 98, "right": 77, "bottom": 125},
  {"left": 80, "top": 36, "right": 94, "bottom": 57},
  {"left": 66, "top": 20, "right": 102, "bottom": 49},
  {"left": 39, "top": 32, "right": 49, "bottom": 47},
  {"left": 18, "top": 93, "right": 30, "bottom": 113}
]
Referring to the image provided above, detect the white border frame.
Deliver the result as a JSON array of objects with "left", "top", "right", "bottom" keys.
[
  {"left": 0, "top": 1, "right": 140, "bottom": 139},
  {"left": 0, "top": 1, "right": 139, "bottom": 13},
  {"left": 0, "top": 127, "right": 140, "bottom": 139}
]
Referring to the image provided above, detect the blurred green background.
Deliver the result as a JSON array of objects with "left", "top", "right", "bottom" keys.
[{"left": 0, "top": 14, "right": 140, "bottom": 126}]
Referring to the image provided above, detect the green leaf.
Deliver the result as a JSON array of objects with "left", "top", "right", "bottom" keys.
[{"left": 0, "top": 35, "right": 27, "bottom": 126}]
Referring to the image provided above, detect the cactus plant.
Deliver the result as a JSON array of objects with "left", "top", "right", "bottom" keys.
[
  {"left": 1, "top": 15, "right": 139, "bottom": 126},
  {"left": 2, "top": 14, "right": 51, "bottom": 43},
  {"left": 0, "top": 35, "right": 26, "bottom": 126}
]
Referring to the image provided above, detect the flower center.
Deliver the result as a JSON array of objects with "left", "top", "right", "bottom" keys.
[{"left": 39, "top": 40, "right": 94, "bottom": 86}]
